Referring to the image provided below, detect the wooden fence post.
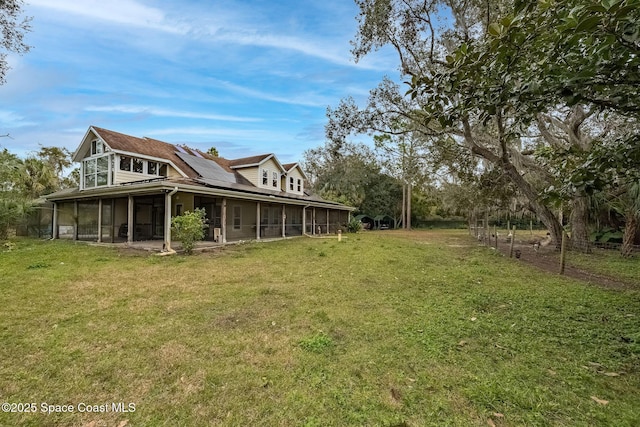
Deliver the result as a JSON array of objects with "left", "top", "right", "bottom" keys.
[
  {"left": 509, "top": 225, "right": 516, "bottom": 258},
  {"left": 559, "top": 231, "right": 567, "bottom": 275}
]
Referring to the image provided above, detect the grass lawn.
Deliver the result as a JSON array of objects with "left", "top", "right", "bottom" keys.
[{"left": 1, "top": 230, "right": 639, "bottom": 426}]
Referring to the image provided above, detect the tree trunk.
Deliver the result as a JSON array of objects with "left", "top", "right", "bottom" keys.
[
  {"left": 401, "top": 183, "right": 406, "bottom": 229},
  {"left": 407, "top": 182, "right": 412, "bottom": 229},
  {"left": 621, "top": 212, "right": 638, "bottom": 257},
  {"left": 570, "top": 195, "right": 591, "bottom": 253},
  {"left": 470, "top": 144, "right": 565, "bottom": 246}
]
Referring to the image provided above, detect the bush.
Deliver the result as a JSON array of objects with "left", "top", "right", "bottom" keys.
[
  {"left": 346, "top": 218, "right": 362, "bottom": 233},
  {"left": 171, "top": 208, "right": 206, "bottom": 254}
]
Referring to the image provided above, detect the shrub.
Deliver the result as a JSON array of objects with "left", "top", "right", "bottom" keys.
[
  {"left": 346, "top": 218, "right": 362, "bottom": 233},
  {"left": 171, "top": 208, "right": 206, "bottom": 254}
]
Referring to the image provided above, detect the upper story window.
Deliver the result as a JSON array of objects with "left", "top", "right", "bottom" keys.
[
  {"left": 148, "top": 161, "right": 158, "bottom": 175},
  {"left": 133, "top": 158, "right": 143, "bottom": 173},
  {"left": 119, "top": 156, "right": 165, "bottom": 176},
  {"left": 272, "top": 171, "right": 278, "bottom": 188},
  {"left": 83, "top": 154, "right": 111, "bottom": 189},
  {"left": 90, "top": 139, "right": 104, "bottom": 156},
  {"left": 262, "top": 169, "right": 268, "bottom": 186},
  {"left": 289, "top": 177, "right": 294, "bottom": 191},
  {"left": 120, "top": 156, "right": 132, "bottom": 171},
  {"left": 297, "top": 178, "right": 302, "bottom": 192}
]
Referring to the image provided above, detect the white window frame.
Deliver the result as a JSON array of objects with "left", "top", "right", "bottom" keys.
[
  {"left": 272, "top": 171, "right": 278, "bottom": 188},
  {"left": 262, "top": 169, "right": 269, "bottom": 186},
  {"left": 297, "top": 178, "right": 302, "bottom": 193}
]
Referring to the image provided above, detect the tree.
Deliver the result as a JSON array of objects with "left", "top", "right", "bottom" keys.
[
  {"left": 207, "top": 147, "right": 219, "bottom": 157},
  {"left": 303, "top": 141, "right": 402, "bottom": 218},
  {"left": 0, "top": 149, "right": 28, "bottom": 239},
  {"left": 1, "top": 0, "right": 31, "bottom": 85}
]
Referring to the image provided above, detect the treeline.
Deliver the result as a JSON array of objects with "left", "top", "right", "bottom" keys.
[
  {"left": 0, "top": 146, "right": 77, "bottom": 239},
  {"left": 304, "top": 0, "right": 640, "bottom": 256}
]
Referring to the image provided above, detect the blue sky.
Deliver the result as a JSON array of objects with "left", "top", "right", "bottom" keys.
[{"left": 0, "top": 0, "right": 399, "bottom": 163}]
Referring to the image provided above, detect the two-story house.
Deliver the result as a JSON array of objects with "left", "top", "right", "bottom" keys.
[{"left": 44, "top": 126, "right": 353, "bottom": 251}]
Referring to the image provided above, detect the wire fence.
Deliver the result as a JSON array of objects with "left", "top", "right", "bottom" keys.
[{"left": 470, "top": 225, "right": 639, "bottom": 277}]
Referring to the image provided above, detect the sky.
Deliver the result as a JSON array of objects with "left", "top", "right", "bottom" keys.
[{"left": 0, "top": 0, "right": 400, "bottom": 164}]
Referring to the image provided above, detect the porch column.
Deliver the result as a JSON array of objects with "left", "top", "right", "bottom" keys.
[
  {"left": 221, "top": 198, "right": 227, "bottom": 243},
  {"left": 73, "top": 201, "right": 79, "bottom": 240},
  {"left": 282, "top": 204, "right": 286, "bottom": 238},
  {"left": 326, "top": 209, "right": 330, "bottom": 234},
  {"left": 163, "top": 190, "right": 174, "bottom": 251},
  {"left": 52, "top": 202, "right": 59, "bottom": 239},
  {"left": 127, "top": 195, "right": 134, "bottom": 243},
  {"left": 302, "top": 207, "right": 306, "bottom": 235},
  {"left": 97, "top": 199, "right": 103, "bottom": 243},
  {"left": 312, "top": 208, "right": 316, "bottom": 235},
  {"left": 256, "top": 202, "right": 261, "bottom": 240}
]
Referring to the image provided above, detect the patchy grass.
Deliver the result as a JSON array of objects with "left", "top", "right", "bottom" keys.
[
  {"left": 567, "top": 248, "right": 640, "bottom": 284},
  {"left": 0, "top": 231, "right": 638, "bottom": 426}
]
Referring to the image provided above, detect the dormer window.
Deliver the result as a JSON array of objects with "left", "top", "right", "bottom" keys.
[
  {"left": 148, "top": 162, "right": 158, "bottom": 175},
  {"left": 289, "top": 177, "right": 294, "bottom": 191},
  {"left": 272, "top": 171, "right": 278, "bottom": 188},
  {"left": 133, "top": 158, "right": 144, "bottom": 173},
  {"left": 262, "top": 169, "right": 268, "bottom": 186},
  {"left": 297, "top": 179, "right": 302, "bottom": 192},
  {"left": 120, "top": 156, "right": 132, "bottom": 171}
]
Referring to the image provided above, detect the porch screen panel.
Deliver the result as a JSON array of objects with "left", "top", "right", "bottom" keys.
[
  {"left": 285, "top": 206, "right": 303, "bottom": 236},
  {"left": 101, "top": 199, "right": 114, "bottom": 242},
  {"left": 57, "top": 202, "right": 75, "bottom": 239},
  {"left": 78, "top": 201, "right": 99, "bottom": 241}
]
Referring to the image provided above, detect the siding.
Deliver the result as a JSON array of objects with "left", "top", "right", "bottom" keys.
[{"left": 236, "top": 167, "right": 259, "bottom": 186}]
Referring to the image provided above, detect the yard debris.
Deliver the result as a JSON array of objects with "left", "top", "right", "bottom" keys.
[
  {"left": 590, "top": 396, "right": 609, "bottom": 405},
  {"left": 602, "top": 372, "right": 621, "bottom": 377},
  {"left": 487, "top": 418, "right": 496, "bottom": 427},
  {"left": 458, "top": 340, "right": 467, "bottom": 347},
  {"left": 492, "top": 412, "right": 504, "bottom": 418},
  {"left": 470, "top": 317, "right": 477, "bottom": 321},
  {"left": 117, "top": 421, "right": 129, "bottom": 427}
]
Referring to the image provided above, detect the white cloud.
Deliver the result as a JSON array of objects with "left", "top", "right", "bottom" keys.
[
  {"left": 0, "top": 110, "right": 37, "bottom": 128},
  {"left": 212, "top": 79, "right": 330, "bottom": 108},
  {"left": 84, "top": 105, "right": 262, "bottom": 122},
  {"left": 27, "top": 0, "right": 187, "bottom": 34}
]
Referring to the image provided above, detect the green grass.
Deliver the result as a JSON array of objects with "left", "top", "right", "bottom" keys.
[
  {"left": 567, "top": 248, "right": 640, "bottom": 284},
  {"left": 0, "top": 230, "right": 639, "bottom": 426}
]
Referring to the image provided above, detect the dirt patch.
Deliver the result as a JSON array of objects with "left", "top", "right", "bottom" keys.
[{"left": 488, "top": 238, "right": 636, "bottom": 291}]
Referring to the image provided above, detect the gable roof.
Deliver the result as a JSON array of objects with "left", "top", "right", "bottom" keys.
[
  {"left": 281, "top": 162, "right": 309, "bottom": 180},
  {"left": 228, "top": 153, "right": 286, "bottom": 173},
  {"left": 84, "top": 126, "right": 198, "bottom": 178}
]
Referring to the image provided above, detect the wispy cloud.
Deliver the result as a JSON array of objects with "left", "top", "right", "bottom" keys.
[
  {"left": 212, "top": 80, "right": 331, "bottom": 108},
  {"left": 0, "top": 110, "right": 37, "bottom": 128},
  {"left": 84, "top": 105, "right": 262, "bottom": 122},
  {"left": 27, "top": 0, "right": 187, "bottom": 34}
]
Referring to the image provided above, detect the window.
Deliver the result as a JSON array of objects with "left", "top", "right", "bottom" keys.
[
  {"left": 272, "top": 171, "right": 278, "bottom": 188},
  {"left": 148, "top": 161, "right": 158, "bottom": 175},
  {"left": 90, "top": 139, "right": 103, "bottom": 156},
  {"left": 159, "top": 164, "right": 168, "bottom": 177},
  {"left": 289, "top": 177, "right": 294, "bottom": 191},
  {"left": 176, "top": 204, "right": 183, "bottom": 216},
  {"left": 233, "top": 206, "right": 242, "bottom": 230},
  {"left": 297, "top": 179, "right": 302, "bottom": 192},
  {"left": 262, "top": 169, "right": 268, "bottom": 186},
  {"left": 120, "top": 156, "right": 131, "bottom": 171},
  {"left": 83, "top": 155, "right": 110, "bottom": 188},
  {"left": 133, "top": 158, "right": 143, "bottom": 173}
]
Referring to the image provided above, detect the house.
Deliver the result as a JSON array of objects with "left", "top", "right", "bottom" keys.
[{"left": 44, "top": 126, "right": 354, "bottom": 250}]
